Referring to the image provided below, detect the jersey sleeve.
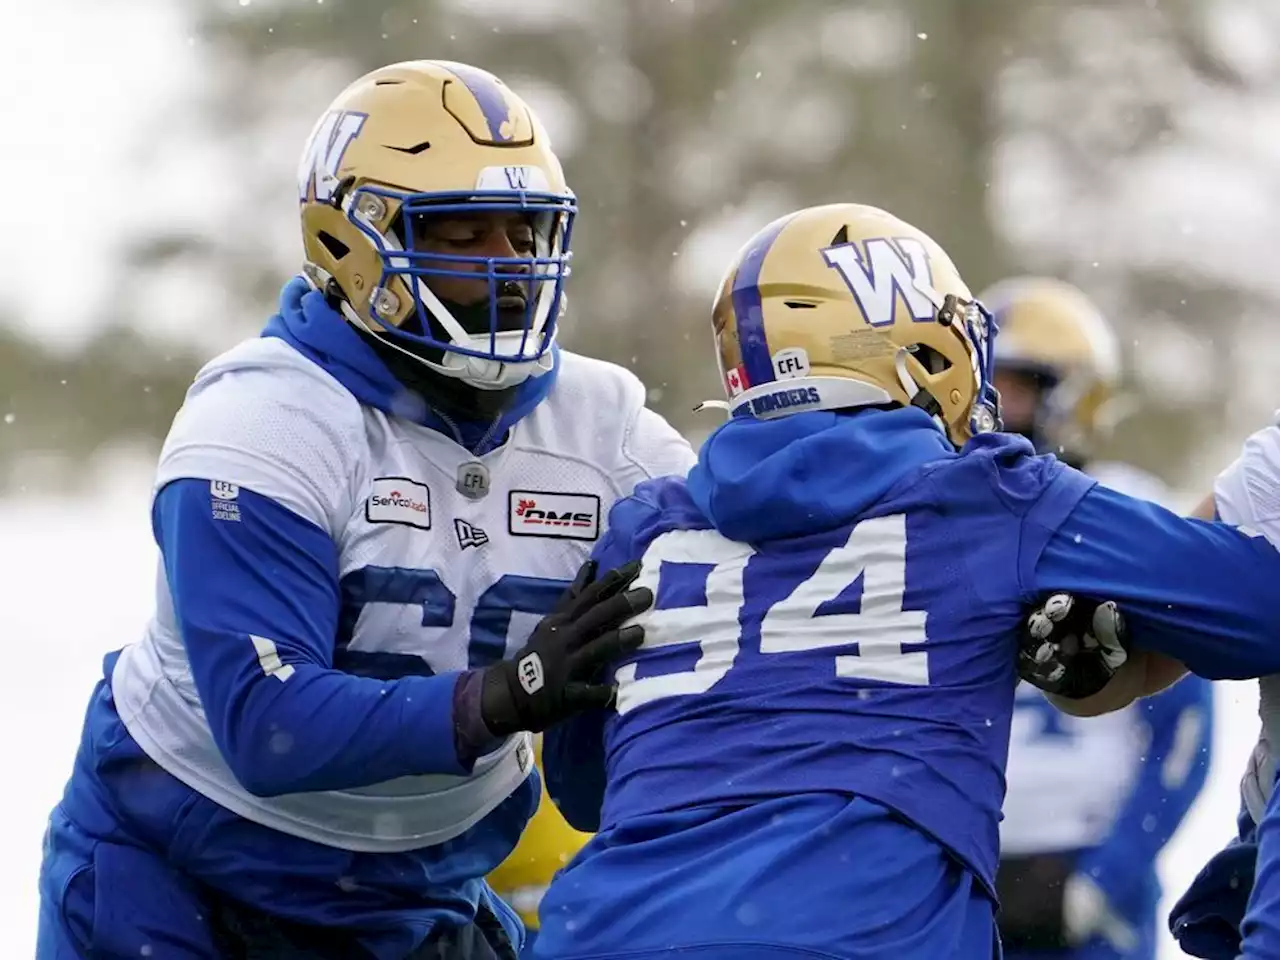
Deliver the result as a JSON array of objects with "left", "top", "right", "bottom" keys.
[
  {"left": 618, "top": 404, "right": 697, "bottom": 488},
  {"left": 152, "top": 363, "right": 476, "bottom": 796},
  {"left": 543, "top": 709, "right": 609, "bottom": 833},
  {"left": 957, "top": 437, "right": 1097, "bottom": 596},
  {"left": 1030, "top": 482, "right": 1280, "bottom": 680},
  {"left": 607, "top": 360, "right": 696, "bottom": 494},
  {"left": 1242, "top": 781, "right": 1280, "bottom": 956},
  {"left": 156, "top": 362, "right": 361, "bottom": 530}
]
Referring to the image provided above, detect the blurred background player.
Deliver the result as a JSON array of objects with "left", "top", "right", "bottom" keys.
[
  {"left": 488, "top": 736, "right": 592, "bottom": 957},
  {"left": 983, "top": 277, "right": 1214, "bottom": 960}
]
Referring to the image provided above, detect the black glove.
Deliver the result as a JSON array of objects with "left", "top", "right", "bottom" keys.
[
  {"left": 1017, "top": 593, "right": 1129, "bottom": 699},
  {"left": 480, "top": 558, "right": 651, "bottom": 736}
]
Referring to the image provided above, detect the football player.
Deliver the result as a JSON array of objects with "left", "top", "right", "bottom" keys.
[
  {"left": 983, "top": 277, "right": 1213, "bottom": 960},
  {"left": 487, "top": 736, "right": 592, "bottom": 956},
  {"left": 1037, "top": 414, "right": 1280, "bottom": 960},
  {"left": 530, "top": 203, "right": 1280, "bottom": 960},
  {"left": 35, "top": 60, "right": 694, "bottom": 960}
]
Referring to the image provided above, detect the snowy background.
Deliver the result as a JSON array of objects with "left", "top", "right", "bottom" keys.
[{"left": 4, "top": 0, "right": 1279, "bottom": 955}]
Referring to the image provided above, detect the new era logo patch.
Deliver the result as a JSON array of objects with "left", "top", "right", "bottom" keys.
[
  {"left": 508, "top": 491, "right": 601, "bottom": 541},
  {"left": 454, "top": 518, "right": 489, "bottom": 550},
  {"left": 366, "top": 477, "right": 431, "bottom": 530}
]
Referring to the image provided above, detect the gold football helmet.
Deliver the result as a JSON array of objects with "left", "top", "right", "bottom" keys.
[
  {"left": 297, "top": 60, "right": 576, "bottom": 391},
  {"left": 979, "top": 277, "right": 1120, "bottom": 463},
  {"left": 709, "top": 203, "right": 1000, "bottom": 447}
]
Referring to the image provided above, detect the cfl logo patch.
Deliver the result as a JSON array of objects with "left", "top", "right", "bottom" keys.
[
  {"left": 517, "top": 652, "right": 546, "bottom": 695},
  {"left": 210, "top": 480, "right": 239, "bottom": 501}
]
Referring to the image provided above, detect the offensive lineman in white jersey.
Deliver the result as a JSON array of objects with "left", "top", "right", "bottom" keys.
[
  {"left": 36, "top": 60, "right": 693, "bottom": 959},
  {"left": 982, "top": 278, "right": 1213, "bottom": 960}
]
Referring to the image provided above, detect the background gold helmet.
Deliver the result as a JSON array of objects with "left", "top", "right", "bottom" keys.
[
  {"left": 709, "top": 203, "right": 1000, "bottom": 447},
  {"left": 978, "top": 277, "right": 1121, "bottom": 465},
  {"left": 297, "top": 60, "right": 576, "bottom": 392}
]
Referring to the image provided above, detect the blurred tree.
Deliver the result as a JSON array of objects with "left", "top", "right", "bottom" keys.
[
  {"left": 15, "top": 0, "right": 1257, "bottom": 492},
  {"left": 0, "top": 322, "right": 200, "bottom": 489},
  {"left": 167, "top": 0, "right": 1027, "bottom": 442}
]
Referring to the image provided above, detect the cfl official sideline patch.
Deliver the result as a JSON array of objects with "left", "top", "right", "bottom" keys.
[{"left": 210, "top": 480, "right": 241, "bottom": 522}]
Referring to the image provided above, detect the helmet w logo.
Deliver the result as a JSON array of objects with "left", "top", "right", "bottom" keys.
[
  {"left": 822, "top": 237, "right": 937, "bottom": 328},
  {"left": 297, "top": 110, "right": 368, "bottom": 203},
  {"left": 503, "top": 166, "right": 532, "bottom": 190}
]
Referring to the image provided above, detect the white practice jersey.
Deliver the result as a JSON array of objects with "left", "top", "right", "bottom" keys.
[
  {"left": 1214, "top": 417, "right": 1280, "bottom": 826},
  {"left": 1000, "top": 460, "right": 1169, "bottom": 855},
  {"left": 110, "top": 337, "right": 696, "bottom": 852}
]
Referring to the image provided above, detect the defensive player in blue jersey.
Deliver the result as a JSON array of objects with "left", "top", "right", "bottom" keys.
[
  {"left": 35, "top": 61, "right": 693, "bottom": 960},
  {"left": 531, "top": 202, "right": 1280, "bottom": 960}
]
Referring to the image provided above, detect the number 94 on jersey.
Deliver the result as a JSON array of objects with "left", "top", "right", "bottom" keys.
[{"left": 614, "top": 514, "right": 930, "bottom": 714}]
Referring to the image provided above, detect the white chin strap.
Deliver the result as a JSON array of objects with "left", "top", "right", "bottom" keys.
[
  {"left": 434, "top": 330, "right": 556, "bottom": 390},
  {"left": 338, "top": 300, "right": 554, "bottom": 391},
  {"left": 401, "top": 272, "right": 557, "bottom": 390}
]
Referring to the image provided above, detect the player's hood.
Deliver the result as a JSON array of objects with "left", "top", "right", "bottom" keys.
[
  {"left": 262, "top": 277, "right": 558, "bottom": 454},
  {"left": 687, "top": 406, "right": 956, "bottom": 542}
]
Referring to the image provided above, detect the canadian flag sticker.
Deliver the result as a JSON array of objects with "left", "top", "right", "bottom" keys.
[{"left": 726, "top": 364, "right": 748, "bottom": 397}]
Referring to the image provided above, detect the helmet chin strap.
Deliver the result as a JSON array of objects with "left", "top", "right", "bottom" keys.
[{"left": 337, "top": 299, "right": 552, "bottom": 391}]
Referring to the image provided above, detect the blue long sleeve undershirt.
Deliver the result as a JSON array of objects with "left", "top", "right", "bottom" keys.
[{"left": 154, "top": 478, "right": 482, "bottom": 797}]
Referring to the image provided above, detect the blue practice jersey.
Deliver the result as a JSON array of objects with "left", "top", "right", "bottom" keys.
[
  {"left": 560, "top": 410, "right": 1090, "bottom": 894},
  {"left": 540, "top": 407, "right": 1280, "bottom": 959}
]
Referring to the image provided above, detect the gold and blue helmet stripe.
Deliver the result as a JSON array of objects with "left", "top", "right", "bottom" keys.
[
  {"left": 439, "top": 61, "right": 531, "bottom": 145},
  {"left": 728, "top": 212, "right": 800, "bottom": 392}
]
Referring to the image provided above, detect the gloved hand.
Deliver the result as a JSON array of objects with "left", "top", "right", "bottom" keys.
[
  {"left": 1018, "top": 593, "right": 1129, "bottom": 699},
  {"left": 1063, "top": 871, "right": 1139, "bottom": 953},
  {"left": 480, "top": 558, "right": 652, "bottom": 736}
]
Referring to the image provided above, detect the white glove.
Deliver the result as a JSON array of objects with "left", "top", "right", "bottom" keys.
[{"left": 1063, "top": 872, "right": 1138, "bottom": 952}]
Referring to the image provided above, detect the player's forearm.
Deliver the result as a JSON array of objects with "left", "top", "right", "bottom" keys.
[
  {"left": 1048, "top": 648, "right": 1189, "bottom": 717},
  {"left": 1046, "top": 652, "right": 1147, "bottom": 717},
  {"left": 157, "top": 479, "right": 488, "bottom": 794},
  {"left": 1045, "top": 493, "right": 1211, "bottom": 717},
  {"left": 212, "top": 659, "right": 475, "bottom": 796}
]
